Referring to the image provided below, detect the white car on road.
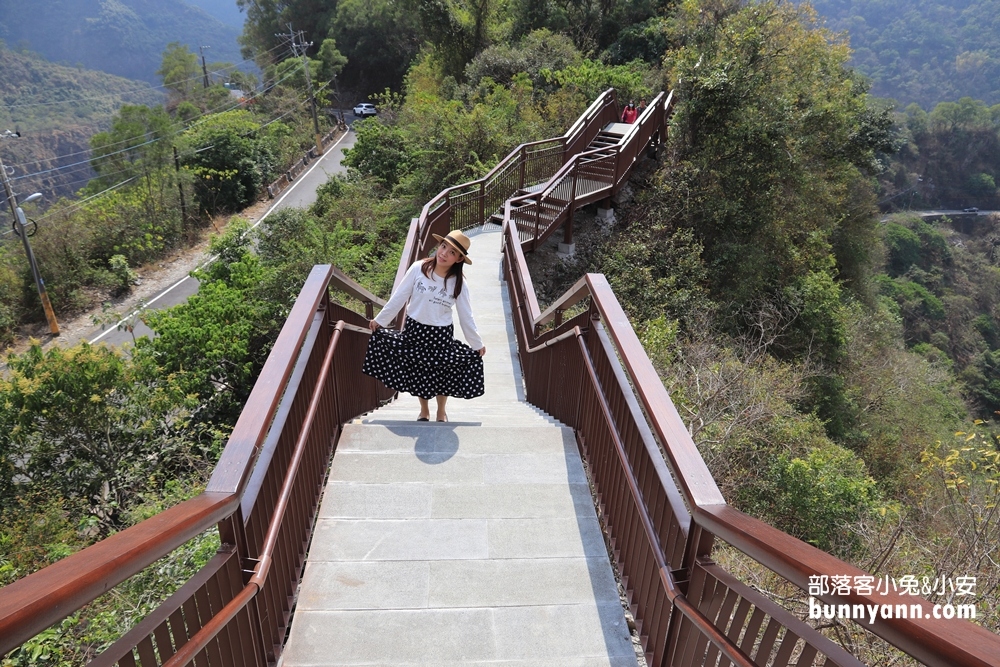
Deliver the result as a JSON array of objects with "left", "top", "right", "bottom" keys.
[{"left": 353, "top": 103, "right": 377, "bottom": 117}]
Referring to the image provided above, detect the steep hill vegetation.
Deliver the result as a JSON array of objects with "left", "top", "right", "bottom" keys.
[
  {"left": 808, "top": 0, "right": 1000, "bottom": 107},
  {"left": 878, "top": 96, "right": 1000, "bottom": 211},
  {"left": 2, "top": 0, "right": 999, "bottom": 662},
  {"left": 0, "top": 45, "right": 163, "bottom": 199},
  {"left": 183, "top": 0, "right": 246, "bottom": 27},
  {"left": 0, "top": 0, "right": 244, "bottom": 84}
]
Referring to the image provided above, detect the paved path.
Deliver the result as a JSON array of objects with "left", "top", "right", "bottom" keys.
[{"left": 281, "top": 226, "right": 638, "bottom": 666}]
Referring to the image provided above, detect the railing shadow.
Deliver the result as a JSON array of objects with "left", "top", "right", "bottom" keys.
[{"left": 561, "top": 428, "right": 644, "bottom": 664}]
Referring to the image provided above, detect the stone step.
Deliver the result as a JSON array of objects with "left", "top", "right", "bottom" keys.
[
  {"left": 282, "top": 421, "right": 638, "bottom": 666},
  {"left": 362, "top": 397, "right": 563, "bottom": 427},
  {"left": 338, "top": 423, "right": 574, "bottom": 454},
  {"left": 282, "top": 225, "right": 637, "bottom": 666}
]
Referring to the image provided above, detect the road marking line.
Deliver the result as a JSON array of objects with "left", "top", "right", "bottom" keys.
[{"left": 88, "top": 128, "right": 353, "bottom": 345}]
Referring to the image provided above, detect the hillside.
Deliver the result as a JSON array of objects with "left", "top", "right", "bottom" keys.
[
  {"left": 808, "top": 0, "right": 1000, "bottom": 108},
  {"left": 0, "top": 0, "right": 243, "bottom": 84},
  {"left": 183, "top": 0, "right": 245, "bottom": 28},
  {"left": 0, "top": 46, "right": 163, "bottom": 200}
]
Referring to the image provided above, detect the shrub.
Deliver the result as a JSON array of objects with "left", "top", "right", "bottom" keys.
[
  {"left": 107, "top": 255, "right": 137, "bottom": 295},
  {"left": 765, "top": 446, "right": 881, "bottom": 553},
  {"left": 884, "top": 222, "right": 922, "bottom": 276},
  {"left": 179, "top": 109, "right": 279, "bottom": 214}
]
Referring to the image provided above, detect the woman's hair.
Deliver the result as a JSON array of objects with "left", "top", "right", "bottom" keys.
[{"left": 421, "top": 250, "right": 464, "bottom": 298}]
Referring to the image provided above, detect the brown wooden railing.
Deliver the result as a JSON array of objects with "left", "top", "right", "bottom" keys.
[
  {"left": 396, "top": 89, "right": 622, "bottom": 290},
  {"left": 6, "top": 87, "right": 998, "bottom": 667},
  {"left": 508, "top": 91, "right": 672, "bottom": 250},
  {"left": 0, "top": 266, "right": 393, "bottom": 665},
  {"left": 0, "top": 86, "right": 626, "bottom": 667},
  {"left": 499, "top": 217, "right": 1000, "bottom": 667}
]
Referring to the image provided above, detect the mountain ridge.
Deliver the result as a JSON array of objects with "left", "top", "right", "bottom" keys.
[
  {"left": 0, "top": 0, "right": 244, "bottom": 84},
  {"left": 0, "top": 45, "right": 164, "bottom": 200}
]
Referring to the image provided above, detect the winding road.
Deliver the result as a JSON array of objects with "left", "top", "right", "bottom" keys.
[{"left": 85, "top": 121, "right": 358, "bottom": 347}]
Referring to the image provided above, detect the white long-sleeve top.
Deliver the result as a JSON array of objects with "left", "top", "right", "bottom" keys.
[{"left": 374, "top": 261, "right": 484, "bottom": 350}]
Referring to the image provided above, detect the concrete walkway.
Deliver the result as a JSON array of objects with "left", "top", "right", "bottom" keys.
[{"left": 281, "top": 227, "right": 638, "bottom": 666}]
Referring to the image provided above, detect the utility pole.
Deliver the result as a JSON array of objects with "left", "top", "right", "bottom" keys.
[
  {"left": 1, "top": 131, "right": 59, "bottom": 335},
  {"left": 280, "top": 24, "right": 323, "bottom": 150},
  {"left": 173, "top": 146, "right": 188, "bottom": 231},
  {"left": 199, "top": 45, "right": 210, "bottom": 89}
]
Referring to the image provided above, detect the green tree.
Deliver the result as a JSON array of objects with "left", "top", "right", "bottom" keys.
[
  {"left": 271, "top": 39, "right": 346, "bottom": 95},
  {"left": 236, "top": 0, "right": 337, "bottom": 66},
  {"left": 316, "top": 38, "right": 348, "bottom": 83},
  {"left": 329, "top": 0, "right": 423, "bottom": 91},
  {"left": 87, "top": 105, "right": 176, "bottom": 188},
  {"left": 542, "top": 57, "right": 650, "bottom": 104},
  {"left": 342, "top": 120, "right": 413, "bottom": 189},
  {"left": 765, "top": 446, "right": 880, "bottom": 553},
  {"left": 663, "top": 0, "right": 891, "bottom": 340},
  {"left": 410, "top": 0, "right": 505, "bottom": 79},
  {"left": 157, "top": 42, "right": 200, "bottom": 99},
  {"left": 465, "top": 29, "right": 582, "bottom": 88},
  {"left": 178, "top": 109, "right": 278, "bottom": 213},
  {"left": 0, "top": 343, "right": 201, "bottom": 529},
  {"left": 133, "top": 221, "right": 295, "bottom": 426}
]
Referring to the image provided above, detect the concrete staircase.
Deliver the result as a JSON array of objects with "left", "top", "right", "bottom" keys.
[{"left": 280, "top": 227, "right": 639, "bottom": 666}]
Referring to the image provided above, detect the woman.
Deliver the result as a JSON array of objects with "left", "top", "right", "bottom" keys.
[
  {"left": 363, "top": 229, "right": 486, "bottom": 422},
  {"left": 621, "top": 100, "right": 638, "bottom": 124}
]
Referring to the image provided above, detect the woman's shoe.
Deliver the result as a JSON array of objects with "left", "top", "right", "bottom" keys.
[
  {"left": 436, "top": 414, "right": 448, "bottom": 422},
  {"left": 417, "top": 416, "right": 429, "bottom": 421}
]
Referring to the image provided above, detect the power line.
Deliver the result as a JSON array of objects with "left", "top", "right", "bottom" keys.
[
  {"left": 2, "top": 79, "right": 319, "bottom": 233},
  {"left": 5, "top": 60, "right": 299, "bottom": 170},
  {"left": 6, "top": 63, "right": 310, "bottom": 185},
  {"left": 0, "top": 176, "right": 139, "bottom": 238},
  {"left": 0, "top": 43, "right": 289, "bottom": 112},
  {"left": 10, "top": 137, "right": 163, "bottom": 183}
]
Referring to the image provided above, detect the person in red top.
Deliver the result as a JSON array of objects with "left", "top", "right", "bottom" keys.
[{"left": 621, "top": 100, "right": 638, "bottom": 123}]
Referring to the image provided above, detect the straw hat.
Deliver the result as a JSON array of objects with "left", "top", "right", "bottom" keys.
[{"left": 432, "top": 229, "right": 473, "bottom": 265}]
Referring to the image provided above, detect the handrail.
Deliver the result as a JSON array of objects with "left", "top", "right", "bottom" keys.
[
  {"left": 330, "top": 266, "right": 385, "bottom": 312},
  {"left": 0, "top": 90, "right": 621, "bottom": 664},
  {"left": 0, "top": 265, "right": 392, "bottom": 662},
  {"left": 205, "top": 266, "right": 340, "bottom": 498},
  {"left": 159, "top": 319, "right": 361, "bottom": 667},
  {"left": 572, "top": 328, "right": 762, "bottom": 667},
  {"left": 562, "top": 89, "right": 617, "bottom": 155},
  {"left": 0, "top": 493, "right": 235, "bottom": 654},
  {"left": 399, "top": 89, "right": 622, "bottom": 291},
  {"left": 8, "top": 83, "right": 977, "bottom": 667},
  {"left": 500, "top": 206, "right": 1000, "bottom": 665},
  {"left": 506, "top": 90, "right": 672, "bottom": 251}
]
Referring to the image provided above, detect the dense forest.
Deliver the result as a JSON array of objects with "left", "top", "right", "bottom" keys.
[
  {"left": 1, "top": 0, "right": 999, "bottom": 664},
  {"left": 880, "top": 96, "right": 1000, "bottom": 210},
  {"left": 807, "top": 0, "right": 1000, "bottom": 108}
]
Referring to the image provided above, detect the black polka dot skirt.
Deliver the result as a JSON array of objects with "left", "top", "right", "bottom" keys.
[{"left": 363, "top": 317, "right": 485, "bottom": 400}]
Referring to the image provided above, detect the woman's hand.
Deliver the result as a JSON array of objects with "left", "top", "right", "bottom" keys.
[
  {"left": 369, "top": 319, "right": 380, "bottom": 332},
  {"left": 478, "top": 345, "right": 486, "bottom": 357}
]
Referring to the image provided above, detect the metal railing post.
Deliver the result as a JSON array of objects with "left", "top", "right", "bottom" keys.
[
  {"left": 519, "top": 147, "right": 526, "bottom": 190},
  {"left": 533, "top": 204, "right": 540, "bottom": 251},
  {"left": 479, "top": 181, "right": 486, "bottom": 225}
]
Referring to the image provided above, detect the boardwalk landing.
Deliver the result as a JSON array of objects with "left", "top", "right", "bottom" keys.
[{"left": 281, "top": 226, "right": 638, "bottom": 666}]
